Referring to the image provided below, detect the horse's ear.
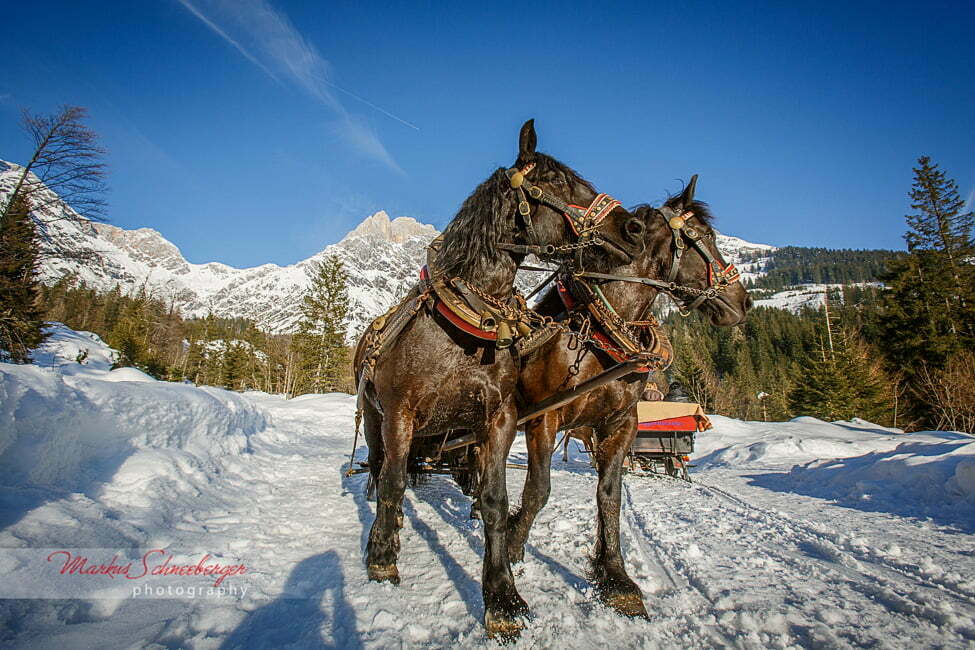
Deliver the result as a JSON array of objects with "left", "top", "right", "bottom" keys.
[
  {"left": 679, "top": 174, "right": 698, "bottom": 208},
  {"left": 518, "top": 119, "right": 537, "bottom": 163}
]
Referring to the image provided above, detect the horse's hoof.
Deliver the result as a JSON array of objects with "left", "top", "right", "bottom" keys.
[
  {"left": 484, "top": 608, "right": 527, "bottom": 642},
  {"left": 367, "top": 564, "right": 400, "bottom": 584},
  {"left": 601, "top": 590, "right": 649, "bottom": 619}
]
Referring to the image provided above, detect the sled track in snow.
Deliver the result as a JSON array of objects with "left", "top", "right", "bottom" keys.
[
  {"left": 620, "top": 482, "right": 740, "bottom": 648},
  {"left": 624, "top": 475, "right": 975, "bottom": 640},
  {"left": 692, "top": 479, "right": 975, "bottom": 610},
  {"left": 621, "top": 472, "right": 975, "bottom": 642}
]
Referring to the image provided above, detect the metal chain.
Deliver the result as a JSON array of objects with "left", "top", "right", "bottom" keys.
[{"left": 463, "top": 282, "right": 566, "bottom": 332}]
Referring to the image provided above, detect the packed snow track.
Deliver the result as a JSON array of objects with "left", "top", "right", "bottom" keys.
[{"left": 1, "top": 345, "right": 973, "bottom": 648}]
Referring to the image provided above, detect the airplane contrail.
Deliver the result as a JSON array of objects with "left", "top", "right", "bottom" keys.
[{"left": 314, "top": 74, "right": 420, "bottom": 131}]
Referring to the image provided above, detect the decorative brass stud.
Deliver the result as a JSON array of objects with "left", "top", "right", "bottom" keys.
[
  {"left": 668, "top": 215, "right": 686, "bottom": 229},
  {"left": 510, "top": 171, "right": 524, "bottom": 188}
]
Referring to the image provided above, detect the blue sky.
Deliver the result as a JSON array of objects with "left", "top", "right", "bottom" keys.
[{"left": 1, "top": 1, "right": 972, "bottom": 267}]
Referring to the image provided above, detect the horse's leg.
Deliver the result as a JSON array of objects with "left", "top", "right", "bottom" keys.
[
  {"left": 480, "top": 399, "right": 530, "bottom": 639},
  {"left": 362, "top": 402, "right": 383, "bottom": 501},
  {"left": 365, "top": 410, "right": 410, "bottom": 584},
  {"left": 506, "top": 413, "right": 557, "bottom": 564},
  {"left": 591, "top": 411, "right": 648, "bottom": 619}
]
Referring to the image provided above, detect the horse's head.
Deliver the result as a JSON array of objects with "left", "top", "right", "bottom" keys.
[
  {"left": 636, "top": 176, "right": 752, "bottom": 326},
  {"left": 507, "top": 119, "right": 646, "bottom": 271},
  {"left": 437, "top": 120, "right": 645, "bottom": 289}
]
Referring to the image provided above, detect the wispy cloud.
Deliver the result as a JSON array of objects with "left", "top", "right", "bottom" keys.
[
  {"left": 331, "top": 115, "right": 404, "bottom": 175},
  {"left": 175, "top": 0, "right": 410, "bottom": 172}
]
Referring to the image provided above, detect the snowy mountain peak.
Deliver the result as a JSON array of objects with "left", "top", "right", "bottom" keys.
[
  {"left": 91, "top": 223, "right": 188, "bottom": 272},
  {"left": 341, "top": 210, "right": 438, "bottom": 244}
]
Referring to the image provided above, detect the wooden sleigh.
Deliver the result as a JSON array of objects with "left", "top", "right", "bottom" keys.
[{"left": 566, "top": 401, "right": 712, "bottom": 481}]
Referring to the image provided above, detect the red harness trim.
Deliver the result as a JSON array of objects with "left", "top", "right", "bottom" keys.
[
  {"left": 420, "top": 266, "right": 497, "bottom": 341},
  {"left": 565, "top": 193, "right": 621, "bottom": 236},
  {"left": 708, "top": 262, "right": 740, "bottom": 287},
  {"left": 556, "top": 278, "right": 650, "bottom": 373},
  {"left": 436, "top": 302, "right": 497, "bottom": 340}
]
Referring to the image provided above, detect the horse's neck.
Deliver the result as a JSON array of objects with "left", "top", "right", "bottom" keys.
[
  {"left": 462, "top": 258, "right": 518, "bottom": 299},
  {"left": 601, "top": 281, "right": 659, "bottom": 322}
]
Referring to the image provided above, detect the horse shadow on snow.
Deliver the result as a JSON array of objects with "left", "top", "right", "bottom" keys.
[{"left": 220, "top": 551, "right": 361, "bottom": 650}]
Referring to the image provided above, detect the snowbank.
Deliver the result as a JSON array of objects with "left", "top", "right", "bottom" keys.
[
  {"left": 784, "top": 436, "right": 975, "bottom": 516},
  {"left": 695, "top": 414, "right": 975, "bottom": 528},
  {"left": 0, "top": 326, "right": 268, "bottom": 535},
  {"left": 31, "top": 323, "right": 118, "bottom": 374},
  {"left": 693, "top": 415, "right": 926, "bottom": 469}
]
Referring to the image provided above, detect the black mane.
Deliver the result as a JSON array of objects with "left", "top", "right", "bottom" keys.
[
  {"left": 631, "top": 198, "right": 715, "bottom": 225},
  {"left": 436, "top": 153, "right": 597, "bottom": 280},
  {"left": 664, "top": 196, "right": 715, "bottom": 224},
  {"left": 436, "top": 168, "right": 515, "bottom": 280},
  {"left": 531, "top": 153, "right": 596, "bottom": 194}
]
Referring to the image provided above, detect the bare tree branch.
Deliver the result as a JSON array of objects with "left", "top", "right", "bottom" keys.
[{"left": 1, "top": 105, "right": 108, "bottom": 227}]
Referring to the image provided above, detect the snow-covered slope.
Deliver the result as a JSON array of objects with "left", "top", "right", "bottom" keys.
[
  {"left": 3, "top": 159, "right": 779, "bottom": 338},
  {"left": 714, "top": 232, "right": 775, "bottom": 284},
  {"left": 749, "top": 282, "right": 884, "bottom": 314}
]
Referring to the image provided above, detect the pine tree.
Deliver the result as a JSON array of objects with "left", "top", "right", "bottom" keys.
[
  {"left": 875, "top": 157, "right": 975, "bottom": 429},
  {"left": 0, "top": 192, "right": 46, "bottom": 362},
  {"left": 789, "top": 327, "right": 893, "bottom": 424},
  {"left": 220, "top": 342, "right": 249, "bottom": 390},
  {"left": 905, "top": 157, "right": 973, "bottom": 263},
  {"left": 292, "top": 255, "right": 351, "bottom": 395},
  {"left": 901, "top": 157, "right": 975, "bottom": 338}
]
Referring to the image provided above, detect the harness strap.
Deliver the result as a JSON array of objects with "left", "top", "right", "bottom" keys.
[
  {"left": 505, "top": 166, "right": 621, "bottom": 243},
  {"left": 575, "top": 207, "right": 742, "bottom": 315},
  {"left": 556, "top": 276, "right": 669, "bottom": 372}
]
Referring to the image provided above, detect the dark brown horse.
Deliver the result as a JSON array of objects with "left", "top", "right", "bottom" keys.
[
  {"left": 507, "top": 178, "right": 752, "bottom": 618},
  {"left": 353, "top": 120, "right": 646, "bottom": 638}
]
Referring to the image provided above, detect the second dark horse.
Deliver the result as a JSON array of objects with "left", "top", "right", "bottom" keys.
[{"left": 507, "top": 178, "right": 752, "bottom": 618}]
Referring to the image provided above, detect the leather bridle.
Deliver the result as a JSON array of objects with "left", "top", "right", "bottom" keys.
[
  {"left": 498, "top": 162, "right": 623, "bottom": 268},
  {"left": 575, "top": 204, "right": 740, "bottom": 315}
]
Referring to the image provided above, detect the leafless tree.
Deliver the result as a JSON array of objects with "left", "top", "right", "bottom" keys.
[
  {"left": 1, "top": 105, "right": 107, "bottom": 225},
  {"left": 916, "top": 351, "right": 975, "bottom": 433}
]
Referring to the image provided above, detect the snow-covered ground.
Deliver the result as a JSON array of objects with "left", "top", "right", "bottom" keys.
[{"left": 1, "top": 326, "right": 973, "bottom": 648}]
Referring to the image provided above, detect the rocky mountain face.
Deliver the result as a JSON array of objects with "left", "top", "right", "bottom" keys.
[{"left": 1, "top": 160, "right": 778, "bottom": 339}]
